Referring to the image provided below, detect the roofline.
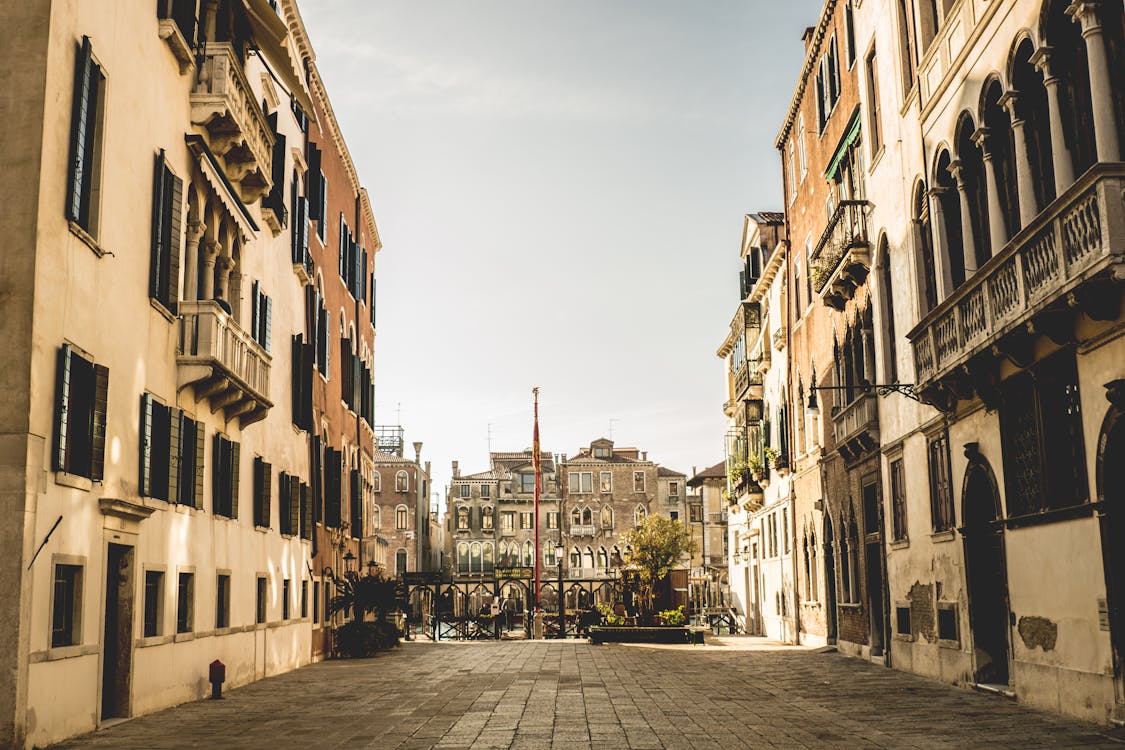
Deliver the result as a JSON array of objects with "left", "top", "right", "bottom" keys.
[{"left": 774, "top": 0, "right": 839, "bottom": 150}]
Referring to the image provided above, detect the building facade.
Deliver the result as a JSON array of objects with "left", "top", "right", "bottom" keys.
[
  {"left": 368, "top": 435, "right": 434, "bottom": 576},
  {"left": 686, "top": 462, "right": 730, "bottom": 618},
  {"left": 0, "top": 1, "right": 379, "bottom": 746}
]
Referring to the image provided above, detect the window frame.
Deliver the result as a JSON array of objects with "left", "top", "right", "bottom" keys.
[
  {"left": 50, "top": 560, "right": 84, "bottom": 648},
  {"left": 176, "top": 570, "right": 194, "bottom": 634}
]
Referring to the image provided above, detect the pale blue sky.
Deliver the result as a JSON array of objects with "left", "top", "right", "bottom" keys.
[{"left": 301, "top": 0, "right": 820, "bottom": 500}]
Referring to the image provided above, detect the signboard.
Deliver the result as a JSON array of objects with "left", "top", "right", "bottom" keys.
[
  {"left": 495, "top": 566, "right": 534, "bottom": 580},
  {"left": 402, "top": 572, "right": 445, "bottom": 585}
]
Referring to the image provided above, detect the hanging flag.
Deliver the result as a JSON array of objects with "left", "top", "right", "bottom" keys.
[{"left": 532, "top": 387, "right": 541, "bottom": 614}]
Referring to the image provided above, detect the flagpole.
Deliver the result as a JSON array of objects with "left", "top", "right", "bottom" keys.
[{"left": 532, "top": 387, "right": 541, "bottom": 615}]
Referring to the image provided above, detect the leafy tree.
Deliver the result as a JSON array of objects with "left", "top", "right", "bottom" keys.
[
  {"left": 622, "top": 515, "right": 695, "bottom": 623},
  {"left": 328, "top": 567, "right": 398, "bottom": 623}
]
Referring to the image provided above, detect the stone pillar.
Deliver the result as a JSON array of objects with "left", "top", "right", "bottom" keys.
[
  {"left": 1068, "top": 0, "right": 1121, "bottom": 162},
  {"left": 200, "top": 240, "right": 221, "bottom": 300},
  {"left": 927, "top": 187, "right": 956, "bottom": 299},
  {"left": 947, "top": 160, "right": 979, "bottom": 277},
  {"left": 217, "top": 255, "right": 233, "bottom": 300},
  {"left": 1030, "top": 47, "right": 1076, "bottom": 193},
  {"left": 861, "top": 328, "right": 876, "bottom": 384},
  {"left": 972, "top": 127, "right": 1010, "bottom": 256},
  {"left": 999, "top": 90, "right": 1040, "bottom": 227},
  {"left": 184, "top": 219, "right": 204, "bottom": 302}
]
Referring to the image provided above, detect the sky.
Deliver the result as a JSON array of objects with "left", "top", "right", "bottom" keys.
[{"left": 300, "top": 0, "right": 821, "bottom": 504}]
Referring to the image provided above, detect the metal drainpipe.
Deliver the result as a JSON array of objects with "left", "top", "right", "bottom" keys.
[{"left": 353, "top": 191, "right": 364, "bottom": 570}]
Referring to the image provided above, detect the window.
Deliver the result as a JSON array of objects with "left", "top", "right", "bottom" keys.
[
  {"left": 480, "top": 484, "right": 491, "bottom": 498},
  {"left": 599, "top": 471, "right": 612, "bottom": 492},
  {"left": 457, "top": 543, "right": 470, "bottom": 573},
  {"left": 139, "top": 393, "right": 205, "bottom": 506},
  {"left": 1000, "top": 350, "right": 1088, "bottom": 516},
  {"left": 927, "top": 432, "right": 954, "bottom": 532},
  {"left": 797, "top": 115, "right": 807, "bottom": 179},
  {"left": 896, "top": 606, "right": 912, "bottom": 636},
  {"left": 866, "top": 46, "right": 882, "bottom": 156},
  {"left": 481, "top": 507, "right": 494, "bottom": 530},
  {"left": 67, "top": 37, "right": 106, "bottom": 237},
  {"left": 316, "top": 173, "right": 328, "bottom": 243},
  {"left": 459, "top": 484, "right": 470, "bottom": 499},
  {"left": 282, "top": 579, "right": 291, "bottom": 620},
  {"left": 323, "top": 447, "right": 343, "bottom": 528},
  {"left": 544, "top": 544, "right": 558, "bottom": 567},
  {"left": 844, "top": 0, "right": 856, "bottom": 68},
  {"left": 600, "top": 505, "right": 614, "bottom": 529},
  {"left": 520, "top": 511, "right": 533, "bottom": 530},
  {"left": 633, "top": 471, "right": 645, "bottom": 493},
  {"left": 396, "top": 504, "right": 409, "bottom": 530},
  {"left": 212, "top": 435, "right": 241, "bottom": 518},
  {"left": 216, "top": 573, "right": 231, "bottom": 629},
  {"left": 690, "top": 503, "right": 702, "bottom": 523},
  {"left": 570, "top": 548, "right": 581, "bottom": 568},
  {"left": 456, "top": 506, "right": 470, "bottom": 530},
  {"left": 568, "top": 472, "right": 593, "bottom": 493},
  {"left": 633, "top": 505, "right": 647, "bottom": 528},
  {"left": 523, "top": 541, "right": 534, "bottom": 566},
  {"left": 370, "top": 505, "right": 381, "bottom": 530},
  {"left": 301, "top": 580, "right": 308, "bottom": 619},
  {"left": 500, "top": 512, "right": 515, "bottom": 532},
  {"left": 396, "top": 549, "right": 407, "bottom": 576},
  {"left": 896, "top": 0, "right": 917, "bottom": 94},
  {"left": 313, "top": 580, "right": 319, "bottom": 624},
  {"left": 256, "top": 576, "right": 267, "bottom": 624},
  {"left": 519, "top": 473, "right": 535, "bottom": 493},
  {"left": 143, "top": 570, "right": 164, "bottom": 637},
  {"left": 149, "top": 150, "right": 183, "bottom": 311},
  {"left": 53, "top": 344, "right": 108, "bottom": 481},
  {"left": 668, "top": 481, "right": 679, "bottom": 497},
  {"left": 890, "top": 458, "right": 907, "bottom": 541},
  {"left": 546, "top": 511, "right": 559, "bottom": 530},
  {"left": 51, "top": 563, "right": 82, "bottom": 648},
  {"left": 816, "top": 34, "right": 841, "bottom": 131},
  {"left": 176, "top": 572, "right": 194, "bottom": 634},
  {"left": 249, "top": 282, "right": 273, "bottom": 353},
  {"left": 593, "top": 445, "right": 611, "bottom": 458},
  {"left": 278, "top": 471, "right": 301, "bottom": 536},
  {"left": 252, "top": 457, "right": 272, "bottom": 528},
  {"left": 372, "top": 472, "right": 381, "bottom": 493},
  {"left": 787, "top": 140, "right": 798, "bottom": 202},
  {"left": 937, "top": 602, "right": 959, "bottom": 642},
  {"left": 669, "top": 510, "right": 679, "bottom": 522}
]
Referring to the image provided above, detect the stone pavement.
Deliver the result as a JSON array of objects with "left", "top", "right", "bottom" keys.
[{"left": 50, "top": 638, "right": 1125, "bottom": 749}]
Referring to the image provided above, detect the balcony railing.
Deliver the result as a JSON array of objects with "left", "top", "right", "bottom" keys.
[
  {"left": 177, "top": 300, "right": 272, "bottom": 426},
  {"left": 811, "top": 200, "right": 872, "bottom": 310},
  {"left": 569, "top": 524, "right": 597, "bottom": 537},
  {"left": 909, "top": 166, "right": 1125, "bottom": 404},
  {"left": 831, "top": 392, "right": 879, "bottom": 461},
  {"left": 190, "top": 43, "right": 275, "bottom": 202},
  {"left": 731, "top": 357, "right": 763, "bottom": 399}
]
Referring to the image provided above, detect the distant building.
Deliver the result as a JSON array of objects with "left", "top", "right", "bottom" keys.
[{"left": 367, "top": 435, "right": 434, "bottom": 575}]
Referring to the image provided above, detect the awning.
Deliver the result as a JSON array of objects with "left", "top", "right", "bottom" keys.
[
  {"left": 241, "top": 0, "right": 317, "bottom": 118},
  {"left": 824, "top": 109, "right": 862, "bottom": 183},
  {"left": 185, "top": 135, "right": 259, "bottom": 239}
]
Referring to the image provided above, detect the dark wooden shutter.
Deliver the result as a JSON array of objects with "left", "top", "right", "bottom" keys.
[
  {"left": 167, "top": 408, "right": 182, "bottom": 505},
  {"left": 166, "top": 171, "right": 183, "bottom": 311},
  {"left": 370, "top": 276, "right": 376, "bottom": 327},
  {"left": 251, "top": 280, "right": 261, "bottom": 344},
  {"left": 253, "top": 457, "right": 264, "bottom": 526},
  {"left": 311, "top": 434, "right": 323, "bottom": 524},
  {"left": 291, "top": 335, "right": 302, "bottom": 427},
  {"left": 360, "top": 250, "right": 367, "bottom": 303},
  {"left": 349, "top": 469, "right": 361, "bottom": 539},
  {"left": 230, "top": 440, "right": 241, "bottom": 519},
  {"left": 53, "top": 346, "right": 72, "bottom": 472},
  {"left": 67, "top": 37, "right": 93, "bottom": 223},
  {"left": 263, "top": 295, "right": 272, "bottom": 353},
  {"left": 307, "top": 145, "right": 322, "bottom": 220},
  {"left": 278, "top": 471, "right": 290, "bottom": 533},
  {"left": 339, "top": 339, "right": 352, "bottom": 408},
  {"left": 212, "top": 434, "right": 223, "bottom": 515},
  {"left": 150, "top": 152, "right": 168, "bottom": 301},
  {"left": 139, "top": 393, "right": 154, "bottom": 496},
  {"left": 289, "top": 474, "right": 301, "bottom": 537},
  {"left": 300, "top": 482, "right": 311, "bottom": 539},
  {"left": 266, "top": 112, "right": 286, "bottom": 217},
  {"left": 90, "top": 364, "right": 108, "bottom": 482},
  {"left": 193, "top": 420, "right": 205, "bottom": 508},
  {"left": 262, "top": 460, "right": 272, "bottom": 528}
]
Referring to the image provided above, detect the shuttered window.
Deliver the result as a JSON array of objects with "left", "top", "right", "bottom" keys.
[
  {"left": 67, "top": 36, "right": 106, "bottom": 235},
  {"left": 252, "top": 456, "right": 272, "bottom": 528},
  {"left": 324, "top": 448, "right": 342, "bottom": 528},
  {"left": 279, "top": 471, "right": 302, "bottom": 536},
  {"left": 263, "top": 112, "right": 287, "bottom": 227},
  {"left": 370, "top": 275, "right": 376, "bottom": 327},
  {"left": 307, "top": 145, "right": 322, "bottom": 220},
  {"left": 349, "top": 469, "right": 362, "bottom": 539},
  {"left": 291, "top": 334, "right": 314, "bottom": 431},
  {"left": 927, "top": 432, "right": 954, "bottom": 532},
  {"left": 311, "top": 434, "right": 323, "bottom": 526},
  {"left": 340, "top": 338, "right": 354, "bottom": 410},
  {"left": 212, "top": 435, "right": 240, "bottom": 518},
  {"left": 149, "top": 151, "right": 183, "bottom": 312},
  {"left": 316, "top": 306, "right": 330, "bottom": 377},
  {"left": 291, "top": 195, "right": 309, "bottom": 269},
  {"left": 54, "top": 344, "right": 108, "bottom": 481},
  {"left": 250, "top": 281, "right": 272, "bottom": 353},
  {"left": 299, "top": 482, "right": 311, "bottom": 540}
]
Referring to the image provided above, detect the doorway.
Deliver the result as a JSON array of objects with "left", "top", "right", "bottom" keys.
[
  {"left": 1098, "top": 402, "right": 1125, "bottom": 702},
  {"left": 863, "top": 481, "right": 889, "bottom": 658},
  {"left": 824, "top": 516, "right": 838, "bottom": 644},
  {"left": 102, "top": 543, "right": 135, "bottom": 720},
  {"left": 962, "top": 459, "right": 1011, "bottom": 686}
]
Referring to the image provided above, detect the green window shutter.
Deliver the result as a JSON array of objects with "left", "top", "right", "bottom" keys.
[
  {"left": 279, "top": 471, "right": 291, "bottom": 533},
  {"left": 263, "top": 296, "right": 272, "bottom": 354},
  {"left": 300, "top": 482, "right": 311, "bottom": 540},
  {"left": 262, "top": 460, "right": 272, "bottom": 529},
  {"left": 166, "top": 169, "right": 183, "bottom": 312},
  {"left": 289, "top": 474, "right": 300, "bottom": 537},
  {"left": 253, "top": 457, "right": 264, "bottom": 526},
  {"left": 139, "top": 393, "right": 153, "bottom": 496},
  {"left": 149, "top": 152, "right": 167, "bottom": 301},
  {"left": 90, "top": 364, "right": 109, "bottom": 482},
  {"left": 54, "top": 345, "right": 72, "bottom": 472},
  {"left": 66, "top": 37, "right": 93, "bottom": 224},
  {"left": 212, "top": 434, "right": 223, "bottom": 515},
  {"left": 251, "top": 281, "right": 260, "bottom": 345},
  {"left": 193, "top": 419, "right": 205, "bottom": 508},
  {"left": 230, "top": 440, "right": 240, "bottom": 520},
  {"left": 167, "top": 408, "right": 182, "bottom": 505}
]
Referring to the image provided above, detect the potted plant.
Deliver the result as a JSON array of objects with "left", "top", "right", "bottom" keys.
[
  {"left": 765, "top": 446, "right": 790, "bottom": 477},
  {"left": 747, "top": 452, "right": 764, "bottom": 483}
]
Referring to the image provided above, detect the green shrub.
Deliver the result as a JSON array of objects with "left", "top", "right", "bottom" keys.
[
  {"left": 334, "top": 620, "right": 400, "bottom": 658},
  {"left": 658, "top": 606, "right": 686, "bottom": 627},
  {"left": 597, "top": 603, "right": 625, "bottom": 626}
]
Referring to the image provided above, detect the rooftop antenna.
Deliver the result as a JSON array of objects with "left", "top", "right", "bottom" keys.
[
  {"left": 487, "top": 423, "right": 493, "bottom": 455},
  {"left": 395, "top": 402, "right": 402, "bottom": 425},
  {"left": 609, "top": 418, "right": 619, "bottom": 440}
]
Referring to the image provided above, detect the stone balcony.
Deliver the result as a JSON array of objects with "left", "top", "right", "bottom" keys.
[
  {"left": 190, "top": 43, "right": 274, "bottom": 203},
  {"left": 569, "top": 524, "right": 597, "bottom": 537},
  {"left": 177, "top": 301, "right": 272, "bottom": 426},
  {"left": 831, "top": 392, "right": 879, "bottom": 464},
  {"left": 731, "top": 358, "right": 764, "bottom": 401},
  {"left": 811, "top": 200, "right": 872, "bottom": 311},
  {"left": 909, "top": 166, "right": 1125, "bottom": 411}
]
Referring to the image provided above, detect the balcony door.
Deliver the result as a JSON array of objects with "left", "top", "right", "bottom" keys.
[
  {"left": 1097, "top": 393, "right": 1125, "bottom": 706},
  {"left": 962, "top": 458, "right": 1011, "bottom": 686}
]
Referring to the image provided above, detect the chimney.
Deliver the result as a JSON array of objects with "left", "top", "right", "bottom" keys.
[
  {"left": 641, "top": 451, "right": 647, "bottom": 461},
  {"left": 802, "top": 26, "right": 815, "bottom": 53},
  {"left": 452, "top": 460, "right": 460, "bottom": 478},
  {"left": 413, "top": 441, "right": 422, "bottom": 463},
  {"left": 425, "top": 461, "right": 431, "bottom": 478}
]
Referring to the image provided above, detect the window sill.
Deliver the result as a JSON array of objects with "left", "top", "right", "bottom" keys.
[
  {"left": 889, "top": 538, "right": 909, "bottom": 550},
  {"left": 174, "top": 503, "right": 201, "bottom": 516},
  {"left": 135, "top": 634, "right": 174, "bottom": 648},
  {"left": 869, "top": 144, "right": 886, "bottom": 173},
  {"left": 894, "top": 633, "right": 915, "bottom": 643},
  {"left": 142, "top": 496, "right": 170, "bottom": 512},
  {"left": 254, "top": 525, "right": 270, "bottom": 533},
  {"left": 55, "top": 471, "right": 92, "bottom": 492},
  {"left": 938, "top": 638, "right": 961, "bottom": 650},
  {"left": 69, "top": 220, "right": 108, "bottom": 258},
  {"left": 150, "top": 298, "right": 176, "bottom": 323},
  {"left": 930, "top": 530, "right": 956, "bottom": 543},
  {"left": 838, "top": 602, "right": 863, "bottom": 610},
  {"left": 174, "top": 631, "right": 195, "bottom": 643},
  {"left": 29, "top": 643, "right": 99, "bottom": 663}
]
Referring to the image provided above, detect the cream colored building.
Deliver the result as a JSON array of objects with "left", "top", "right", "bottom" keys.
[{"left": 0, "top": 1, "right": 379, "bottom": 746}]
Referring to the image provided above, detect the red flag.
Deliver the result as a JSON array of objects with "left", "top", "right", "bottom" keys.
[{"left": 533, "top": 388, "right": 541, "bottom": 614}]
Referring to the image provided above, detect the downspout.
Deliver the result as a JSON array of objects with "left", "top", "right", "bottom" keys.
[
  {"left": 779, "top": 133, "right": 801, "bottom": 646},
  {"left": 354, "top": 190, "right": 364, "bottom": 570}
]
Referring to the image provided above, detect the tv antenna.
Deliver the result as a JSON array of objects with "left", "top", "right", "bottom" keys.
[{"left": 609, "top": 418, "right": 619, "bottom": 440}]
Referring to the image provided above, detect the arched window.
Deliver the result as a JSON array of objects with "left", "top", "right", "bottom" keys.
[
  {"left": 809, "top": 532, "right": 819, "bottom": 601},
  {"left": 954, "top": 114, "right": 990, "bottom": 269},
  {"left": 934, "top": 150, "right": 965, "bottom": 290},
  {"left": 370, "top": 506, "right": 381, "bottom": 530},
  {"left": 600, "top": 505, "right": 614, "bottom": 529},
  {"left": 470, "top": 543, "right": 482, "bottom": 573},
  {"left": 523, "top": 540, "right": 534, "bottom": 567},
  {"left": 395, "top": 548, "right": 407, "bottom": 576},
  {"left": 372, "top": 472, "right": 381, "bottom": 493},
  {"left": 1010, "top": 37, "right": 1056, "bottom": 210},
  {"left": 395, "top": 471, "right": 409, "bottom": 492},
  {"left": 569, "top": 547, "right": 581, "bottom": 569},
  {"left": 913, "top": 180, "right": 939, "bottom": 314},
  {"left": 582, "top": 547, "right": 595, "bottom": 571},
  {"left": 457, "top": 543, "right": 469, "bottom": 573},
  {"left": 1042, "top": 0, "right": 1097, "bottom": 179},
  {"left": 544, "top": 544, "right": 558, "bottom": 567},
  {"left": 570, "top": 507, "right": 582, "bottom": 525},
  {"left": 633, "top": 505, "right": 647, "bottom": 528},
  {"left": 981, "top": 78, "right": 1020, "bottom": 240},
  {"left": 395, "top": 504, "right": 409, "bottom": 530},
  {"left": 482, "top": 543, "right": 494, "bottom": 573},
  {"left": 455, "top": 506, "right": 469, "bottom": 530},
  {"left": 496, "top": 541, "right": 509, "bottom": 566},
  {"left": 875, "top": 236, "right": 897, "bottom": 383},
  {"left": 848, "top": 516, "right": 860, "bottom": 603},
  {"left": 839, "top": 515, "right": 851, "bottom": 604},
  {"left": 581, "top": 506, "right": 593, "bottom": 525},
  {"left": 597, "top": 547, "right": 609, "bottom": 570}
]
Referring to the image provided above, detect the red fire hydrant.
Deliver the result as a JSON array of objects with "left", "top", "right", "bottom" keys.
[{"left": 209, "top": 659, "right": 225, "bottom": 700}]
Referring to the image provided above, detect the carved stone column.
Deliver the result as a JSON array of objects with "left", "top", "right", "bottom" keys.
[
  {"left": 1067, "top": 0, "right": 1121, "bottom": 162},
  {"left": 1030, "top": 47, "right": 1076, "bottom": 193},
  {"left": 998, "top": 90, "right": 1040, "bottom": 227},
  {"left": 947, "top": 160, "right": 979, "bottom": 278},
  {"left": 926, "top": 188, "right": 956, "bottom": 301},
  {"left": 200, "top": 240, "right": 221, "bottom": 300},
  {"left": 972, "top": 127, "right": 1010, "bottom": 257},
  {"left": 184, "top": 219, "right": 204, "bottom": 302},
  {"left": 217, "top": 255, "right": 234, "bottom": 301}
]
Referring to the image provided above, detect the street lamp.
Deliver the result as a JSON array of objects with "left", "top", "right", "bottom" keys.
[
  {"left": 343, "top": 550, "right": 356, "bottom": 573},
  {"left": 555, "top": 542, "right": 565, "bottom": 639}
]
